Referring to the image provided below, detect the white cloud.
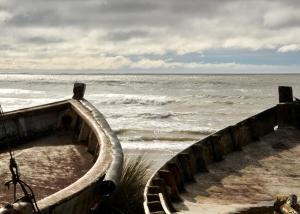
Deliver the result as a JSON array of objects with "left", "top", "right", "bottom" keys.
[
  {"left": 263, "top": 5, "right": 300, "bottom": 28},
  {"left": 278, "top": 44, "right": 300, "bottom": 53},
  {"left": 0, "top": 55, "right": 131, "bottom": 70},
  {"left": 0, "top": 11, "right": 12, "bottom": 23}
]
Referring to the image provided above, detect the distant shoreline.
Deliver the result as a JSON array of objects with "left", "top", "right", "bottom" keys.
[{"left": 1, "top": 71, "right": 300, "bottom": 76}]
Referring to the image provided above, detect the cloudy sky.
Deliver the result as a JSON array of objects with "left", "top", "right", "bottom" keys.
[{"left": 0, "top": 0, "right": 300, "bottom": 73}]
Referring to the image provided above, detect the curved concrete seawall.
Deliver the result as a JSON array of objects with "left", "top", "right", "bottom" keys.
[
  {"left": 143, "top": 106, "right": 279, "bottom": 213},
  {"left": 144, "top": 86, "right": 300, "bottom": 214},
  {"left": 0, "top": 85, "right": 123, "bottom": 214},
  {"left": 37, "top": 99, "right": 123, "bottom": 214}
]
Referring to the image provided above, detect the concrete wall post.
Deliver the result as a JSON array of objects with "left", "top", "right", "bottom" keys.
[
  {"left": 248, "top": 117, "right": 260, "bottom": 141},
  {"left": 295, "top": 104, "right": 300, "bottom": 128},
  {"left": 158, "top": 170, "right": 181, "bottom": 201},
  {"left": 167, "top": 162, "right": 185, "bottom": 192},
  {"left": 277, "top": 103, "right": 295, "bottom": 127},
  {"left": 210, "top": 134, "right": 223, "bottom": 162},
  {"left": 73, "top": 83, "right": 86, "bottom": 100},
  {"left": 150, "top": 178, "right": 177, "bottom": 212},
  {"left": 177, "top": 153, "right": 194, "bottom": 182},
  {"left": 279, "top": 86, "right": 293, "bottom": 103},
  {"left": 190, "top": 145, "right": 209, "bottom": 173}
]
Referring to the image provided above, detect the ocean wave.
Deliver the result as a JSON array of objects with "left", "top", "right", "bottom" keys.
[
  {"left": 105, "top": 111, "right": 199, "bottom": 120},
  {"left": 137, "top": 112, "right": 174, "bottom": 119},
  {"left": 125, "top": 136, "right": 197, "bottom": 142},
  {"left": 0, "top": 88, "right": 45, "bottom": 95},
  {"left": 199, "top": 94, "right": 273, "bottom": 100},
  {"left": 212, "top": 100, "right": 234, "bottom": 105},
  {"left": 175, "top": 129, "right": 216, "bottom": 135},
  {"left": 200, "top": 81, "right": 232, "bottom": 87},
  {"left": 0, "top": 74, "right": 155, "bottom": 86},
  {"left": 0, "top": 97, "right": 61, "bottom": 112},
  {"left": 121, "top": 141, "right": 192, "bottom": 151},
  {"left": 115, "top": 128, "right": 216, "bottom": 136},
  {"left": 203, "top": 94, "right": 249, "bottom": 99},
  {"left": 136, "top": 111, "right": 201, "bottom": 119},
  {"left": 88, "top": 94, "right": 178, "bottom": 106}
]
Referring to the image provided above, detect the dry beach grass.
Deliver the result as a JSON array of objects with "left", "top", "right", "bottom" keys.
[{"left": 91, "top": 155, "right": 151, "bottom": 214}]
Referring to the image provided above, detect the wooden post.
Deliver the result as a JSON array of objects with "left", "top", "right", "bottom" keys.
[
  {"left": 73, "top": 83, "right": 86, "bottom": 100},
  {"left": 279, "top": 86, "right": 293, "bottom": 103}
]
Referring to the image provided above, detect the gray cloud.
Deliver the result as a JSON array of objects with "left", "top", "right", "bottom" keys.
[
  {"left": 4, "top": 0, "right": 300, "bottom": 31},
  {"left": 1, "top": 0, "right": 300, "bottom": 70},
  {"left": 8, "top": 9, "right": 61, "bottom": 27},
  {"left": 0, "top": 44, "right": 15, "bottom": 51},
  {"left": 3, "top": 0, "right": 242, "bottom": 28},
  {"left": 19, "top": 36, "right": 65, "bottom": 44},
  {"left": 104, "top": 30, "right": 150, "bottom": 41}
]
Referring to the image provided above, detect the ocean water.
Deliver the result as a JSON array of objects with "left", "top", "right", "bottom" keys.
[{"left": 1, "top": 73, "right": 300, "bottom": 168}]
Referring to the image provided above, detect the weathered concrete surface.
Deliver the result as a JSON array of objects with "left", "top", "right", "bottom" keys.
[
  {"left": 0, "top": 131, "right": 94, "bottom": 203},
  {"left": 174, "top": 127, "right": 300, "bottom": 214},
  {"left": 33, "top": 99, "right": 123, "bottom": 214},
  {"left": 0, "top": 86, "right": 124, "bottom": 213}
]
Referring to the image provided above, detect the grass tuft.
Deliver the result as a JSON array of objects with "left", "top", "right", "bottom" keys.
[{"left": 92, "top": 155, "right": 151, "bottom": 214}]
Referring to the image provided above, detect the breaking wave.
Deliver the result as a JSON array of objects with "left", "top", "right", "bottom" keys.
[
  {"left": 121, "top": 141, "right": 192, "bottom": 151},
  {"left": 124, "top": 136, "right": 198, "bottom": 142},
  {"left": 115, "top": 128, "right": 216, "bottom": 137},
  {"left": 137, "top": 112, "right": 175, "bottom": 119},
  {"left": 89, "top": 94, "right": 178, "bottom": 106},
  {"left": 0, "top": 97, "right": 60, "bottom": 112},
  {"left": 0, "top": 88, "right": 45, "bottom": 95},
  {"left": 211, "top": 100, "right": 235, "bottom": 105}
]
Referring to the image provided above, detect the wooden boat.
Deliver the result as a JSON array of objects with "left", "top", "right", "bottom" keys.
[
  {"left": 143, "top": 86, "right": 300, "bottom": 214},
  {"left": 0, "top": 83, "right": 123, "bottom": 214}
]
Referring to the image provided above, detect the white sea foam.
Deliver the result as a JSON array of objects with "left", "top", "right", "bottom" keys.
[
  {"left": 115, "top": 127, "right": 216, "bottom": 136},
  {"left": 121, "top": 141, "right": 193, "bottom": 151},
  {"left": 88, "top": 94, "right": 178, "bottom": 106},
  {"left": 0, "top": 98, "right": 62, "bottom": 112},
  {"left": 137, "top": 112, "right": 175, "bottom": 119},
  {"left": 0, "top": 88, "right": 45, "bottom": 95}
]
